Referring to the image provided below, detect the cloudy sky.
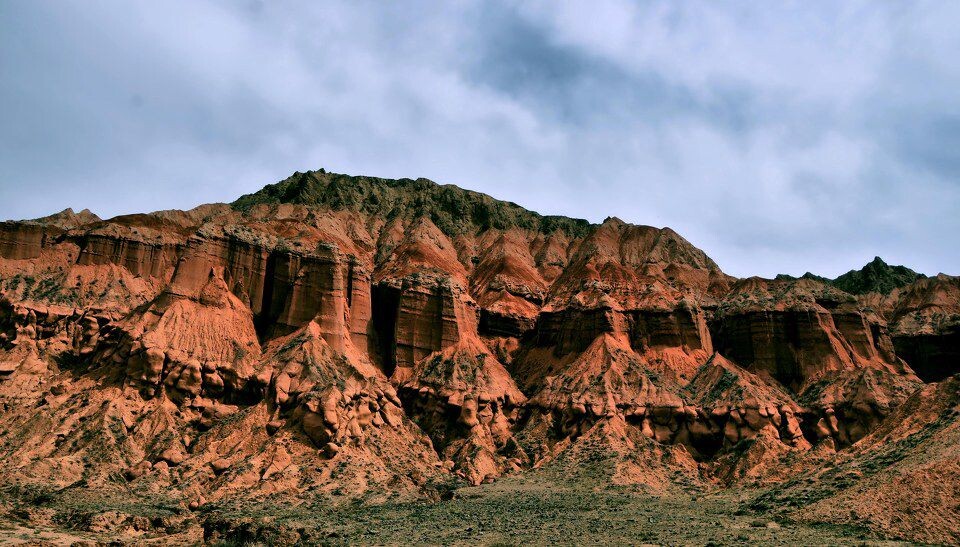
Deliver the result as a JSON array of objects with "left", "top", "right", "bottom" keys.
[{"left": 1, "top": 1, "right": 958, "bottom": 278}]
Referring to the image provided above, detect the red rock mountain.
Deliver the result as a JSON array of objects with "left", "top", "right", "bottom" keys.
[{"left": 0, "top": 169, "right": 956, "bottom": 539}]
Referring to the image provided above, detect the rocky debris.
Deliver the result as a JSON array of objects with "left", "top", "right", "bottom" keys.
[
  {"left": 396, "top": 337, "right": 528, "bottom": 484},
  {"left": 109, "top": 271, "right": 262, "bottom": 402},
  {"left": 683, "top": 355, "right": 809, "bottom": 452},
  {"left": 297, "top": 382, "right": 404, "bottom": 447},
  {"left": 755, "top": 374, "right": 960, "bottom": 544}
]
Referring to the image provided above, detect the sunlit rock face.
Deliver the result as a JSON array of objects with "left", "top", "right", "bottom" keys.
[{"left": 0, "top": 168, "right": 946, "bottom": 501}]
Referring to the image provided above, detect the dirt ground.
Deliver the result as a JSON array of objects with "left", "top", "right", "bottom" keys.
[{"left": 0, "top": 467, "right": 916, "bottom": 546}]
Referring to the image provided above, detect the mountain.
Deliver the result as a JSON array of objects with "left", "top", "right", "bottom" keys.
[
  {"left": 832, "top": 256, "right": 925, "bottom": 295},
  {"left": 0, "top": 169, "right": 956, "bottom": 542},
  {"left": 776, "top": 256, "right": 924, "bottom": 296},
  {"left": 233, "top": 169, "right": 592, "bottom": 238}
]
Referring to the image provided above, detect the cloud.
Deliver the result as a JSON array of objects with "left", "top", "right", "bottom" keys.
[{"left": 0, "top": 0, "right": 957, "bottom": 278}]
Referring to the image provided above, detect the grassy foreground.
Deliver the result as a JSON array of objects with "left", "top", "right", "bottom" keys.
[{"left": 0, "top": 467, "right": 914, "bottom": 546}]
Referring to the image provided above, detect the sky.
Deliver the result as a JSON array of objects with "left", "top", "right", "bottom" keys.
[{"left": 1, "top": 1, "right": 958, "bottom": 278}]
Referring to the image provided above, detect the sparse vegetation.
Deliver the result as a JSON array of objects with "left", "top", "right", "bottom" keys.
[{"left": 232, "top": 170, "right": 593, "bottom": 238}]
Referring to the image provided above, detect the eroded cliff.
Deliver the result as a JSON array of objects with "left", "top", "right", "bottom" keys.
[{"left": 0, "top": 169, "right": 953, "bottom": 537}]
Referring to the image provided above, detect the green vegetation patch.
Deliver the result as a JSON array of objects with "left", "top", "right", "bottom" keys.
[{"left": 233, "top": 170, "right": 592, "bottom": 238}]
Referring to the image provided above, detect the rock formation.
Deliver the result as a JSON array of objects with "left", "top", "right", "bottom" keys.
[{"left": 0, "top": 168, "right": 955, "bottom": 540}]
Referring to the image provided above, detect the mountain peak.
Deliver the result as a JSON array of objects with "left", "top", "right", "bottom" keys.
[
  {"left": 29, "top": 206, "right": 101, "bottom": 229},
  {"left": 832, "top": 257, "right": 925, "bottom": 295},
  {"left": 233, "top": 169, "right": 593, "bottom": 238}
]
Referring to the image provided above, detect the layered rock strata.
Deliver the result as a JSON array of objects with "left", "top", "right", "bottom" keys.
[{"left": 0, "top": 168, "right": 950, "bottom": 505}]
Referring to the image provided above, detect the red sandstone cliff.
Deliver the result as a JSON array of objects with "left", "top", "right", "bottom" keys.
[{"left": 0, "top": 169, "right": 953, "bottom": 531}]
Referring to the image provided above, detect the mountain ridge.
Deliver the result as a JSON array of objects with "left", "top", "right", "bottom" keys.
[
  {"left": 233, "top": 169, "right": 594, "bottom": 239},
  {"left": 776, "top": 256, "right": 925, "bottom": 295},
  {"left": 0, "top": 167, "right": 957, "bottom": 543}
]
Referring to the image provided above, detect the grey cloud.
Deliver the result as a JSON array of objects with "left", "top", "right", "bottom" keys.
[{"left": 0, "top": 0, "right": 957, "bottom": 278}]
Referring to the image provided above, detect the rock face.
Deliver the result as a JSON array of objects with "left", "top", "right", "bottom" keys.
[
  {"left": 0, "top": 221, "right": 57, "bottom": 260},
  {"left": 0, "top": 168, "right": 953, "bottom": 531},
  {"left": 885, "top": 274, "right": 960, "bottom": 381},
  {"left": 710, "top": 277, "right": 920, "bottom": 446}
]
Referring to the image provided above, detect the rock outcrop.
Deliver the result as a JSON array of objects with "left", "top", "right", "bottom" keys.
[
  {"left": 886, "top": 274, "right": 960, "bottom": 381},
  {"left": 0, "top": 168, "right": 952, "bottom": 522},
  {"left": 710, "top": 277, "right": 920, "bottom": 446}
]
